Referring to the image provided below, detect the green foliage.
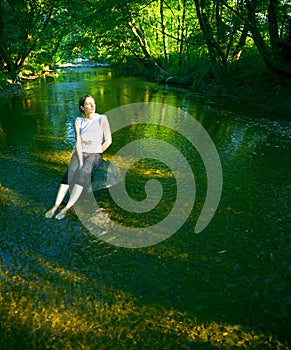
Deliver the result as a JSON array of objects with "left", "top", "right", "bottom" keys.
[
  {"left": 0, "top": 71, "right": 9, "bottom": 89},
  {"left": 0, "top": 0, "right": 291, "bottom": 85},
  {"left": 0, "top": 0, "right": 70, "bottom": 79}
]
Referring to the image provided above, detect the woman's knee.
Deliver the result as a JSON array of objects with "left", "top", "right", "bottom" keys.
[{"left": 75, "top": 168, "right": 90, "bottom": 186}]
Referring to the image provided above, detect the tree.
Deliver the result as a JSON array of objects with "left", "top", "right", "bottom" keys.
[
  {"left": 222, "top": 0, "right": 291, "bottom": 77},
  {"left": 192, "top": 0, "right": 249, "bottom": 73},
  {"left": 0, "top": 0, "right": 66, "bottom": 80},
  {"left": 246, "top": 0, "right": 291, "bottom": 77}
]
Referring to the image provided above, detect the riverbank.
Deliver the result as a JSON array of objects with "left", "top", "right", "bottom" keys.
[
  {"left": 171, "top": 73, "right": 290, "bottom": 119},
  {"left": 0, "top": 81, "right": 21, "bottom": 98},
  {"left": 114, "top": 57, "right": 291, "bottom": 120}
]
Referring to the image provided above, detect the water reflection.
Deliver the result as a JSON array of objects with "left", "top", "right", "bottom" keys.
[
  {"left": 0, "top": 67, "right": 290, "bottom": 213},
  {"left": 0, "top": 68, "right": 290, "bottom": 348}
]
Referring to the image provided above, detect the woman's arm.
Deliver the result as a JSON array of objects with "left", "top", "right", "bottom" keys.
[
  {"left": 101, "top": 116, "right": 112, "bottom": 152},
  {"left": 74, "top": 120, "right": 83, "bottom": 167}
]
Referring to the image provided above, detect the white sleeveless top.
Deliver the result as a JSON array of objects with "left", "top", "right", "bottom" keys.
[{"left": 75, "top": 113, "right": 109, "bottom": 153}]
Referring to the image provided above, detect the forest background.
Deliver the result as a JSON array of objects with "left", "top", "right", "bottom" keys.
[{"left": 0, "top": 0, "right": 290, "bottom": 115}]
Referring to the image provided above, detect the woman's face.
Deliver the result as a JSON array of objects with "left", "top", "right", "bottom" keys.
[{"left": 83, "top": 96, "right": 96, "bottom": 115}]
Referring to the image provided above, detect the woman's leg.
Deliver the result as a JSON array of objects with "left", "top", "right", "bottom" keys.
[
  {"left": 45, "top": 183, "right": 69, "bottom": 218},
  {"left": 45, "top": 152, "right": 79, "bottom": 218},
  {"left": 55, "top": 183, "right": 83, "bottom": 220},
  {"left": 55, "top": 153, "right": 96, "bottom": 220}
]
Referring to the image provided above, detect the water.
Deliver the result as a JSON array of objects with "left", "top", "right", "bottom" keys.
[
  {"left": 0, "top": 68, "right": 289, "bottom": 235},
  {"left": 0, "top": 68, "right": 290, "bottom": 347}
]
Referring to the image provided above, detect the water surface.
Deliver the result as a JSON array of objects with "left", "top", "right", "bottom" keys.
[{"left": 0, "top": 68, "right": 290, "bottom": 348}]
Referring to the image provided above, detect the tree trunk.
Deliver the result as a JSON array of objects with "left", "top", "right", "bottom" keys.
[
  {"left": 193, "top": 0, "right": 228, "bottom": 72},
  {"left": 0, "top": 3, "right": 18, "bottom": 80},
  {"left": 128, "top": 20, "right": 153, "bottom": 63},
  {"left": 232, "top": 25, "right": 248, "bottom": 60},
  {"left": 246, "top": 0, "right": 291, "bottom": 78},
  {"left": 160, "top": 0, "right": 169, "bottom": 66},
  {"left": 268, "top": 0, "right": 280, "bottom": 57},
  {"left": 178, "top": 0, "right": 187, "bottom": 67},
  {"left": 0, "top": 45, "right": 19, "bottom": 81}
]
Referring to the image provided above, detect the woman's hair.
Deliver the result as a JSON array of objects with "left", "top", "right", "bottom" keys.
[{"left": 79, "top": 94, "right": 94, "bottom": 114}]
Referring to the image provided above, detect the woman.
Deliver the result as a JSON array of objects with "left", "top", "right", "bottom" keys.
[{"left": 45, "top": 94, "right": 112, "bottom": 220}]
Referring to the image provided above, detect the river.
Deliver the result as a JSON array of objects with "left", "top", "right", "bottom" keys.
[{"left": 0, "top": 68, "right": 290, "bottom": 348}]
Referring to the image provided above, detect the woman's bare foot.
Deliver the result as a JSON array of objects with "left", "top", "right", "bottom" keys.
[
  {"left": 55, "top": 208, "right": 68, "bottom": 220},
  {"left": 45, "top": 206, "right": 58, "bottom": 218}
]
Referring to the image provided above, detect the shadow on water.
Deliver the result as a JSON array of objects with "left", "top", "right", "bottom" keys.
[{"left": 0, "top": 68, "right": 290, "bottom": 349}]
